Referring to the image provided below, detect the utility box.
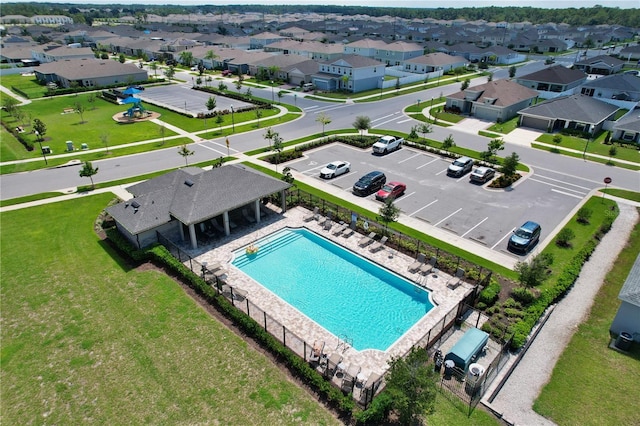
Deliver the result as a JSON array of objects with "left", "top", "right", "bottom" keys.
[
  {"left": 81, "top": 143, "right": 88, "bottom": 150},
  {"left": 66, "top": 141, "right": 74, "bottom": 151},
  {"left": 42, "top": 146, "right": 51, "bottom": 154}
]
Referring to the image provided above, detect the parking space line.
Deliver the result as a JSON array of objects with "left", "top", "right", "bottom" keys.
[
  {"left": 397, "top": 119, "right": 413, "bottom": 123},
  {"left": 492, "top": 228, "right": 515, "bottom": 250},
  {"left": 434, "top": 207, "right": 462, "bottom": 227},
  {"left": 551, "top": 188, "right": 584, "bottom": 199},
  {"left": 416, "top": 158, "right": 438, "bottom": 169},
  {"left": 461, "top": 217, "right": 489, "bottom": 238},
  {"left": 529, "top": 177, "right": 587, "bottom": 195},
  {"left": 409, "top": 199, "right": 437, "bottom": 217},
  {"left": 398, "top": 153, "right": 422, "bottom": 163},
  {"left": 435, "top": 168, "right": 448, "bottom": 176}
]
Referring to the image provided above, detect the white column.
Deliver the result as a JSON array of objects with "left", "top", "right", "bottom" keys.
[
  {"left": 254, "top": 200, "right": 260, "bottom": 223},
  {"left": 188, "top": 223, "right": 197, "bottom": 249},
  {"left": 222, "top": 211, "right": 231, "bottom": 236},
  {"left": 178, "top": 221, "right": 185, "bottom": 241}
]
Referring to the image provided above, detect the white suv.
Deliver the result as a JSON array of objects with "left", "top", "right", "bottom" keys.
[{"left": 447, "top": 157, "right": 474, "bottom": 177}]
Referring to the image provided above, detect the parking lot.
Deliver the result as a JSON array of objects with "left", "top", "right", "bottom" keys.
[{"left": 287, "top": 143, "right": 596, "bottom": 257}]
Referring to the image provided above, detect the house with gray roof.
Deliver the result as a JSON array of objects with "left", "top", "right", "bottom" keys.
[
  {"left": 249, "top": 31, "right": 286, "bottom": 49},
  {"left": 610, "top": 254, "right": 640, "bottom": 343},
  {"left": 517, "top": 94, "right": 619, "bottom": 134},
  {"left": 578, "top": 74, "right": 640, "bottom": 109},
  {"left": 611, "top": 109, "right": 640, "bottom": 144},
  {"left": 106, "top": 165, "right": 291, "bottom": 250},
  {"left": 373, "top": 40, "right": 423, "bottom": 66},
  {"left": 445, "top": 79, "right": 538, "bottom": 122},
  {"left": 515, "top": 65, "right": 588, "bottom": 99},
  {"left": 313, "top": 54, "right": 385, "bottom": 93},
  {"left": 31, "top": 45, "right": 95, "bottom": 63},
  {"left": 403, "top": 52, "right": 468, "bottom": 74},
  {"left": 574, "top": 55, "right": 625, "bottom": 76},
  {"left": 33, "top": 58, "right": 147, "bottom": 88},
  {"left": 343, "top": 39, "right": 389, "bottom": 59}
]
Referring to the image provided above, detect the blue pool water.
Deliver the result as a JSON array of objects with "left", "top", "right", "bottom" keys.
[{"left": 232, "top": 228, "right": 434, "bottom": 351}]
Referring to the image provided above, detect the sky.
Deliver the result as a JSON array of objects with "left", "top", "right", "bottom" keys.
[{"left": 4, "top": 0, "right": 638, "bottom": 8}]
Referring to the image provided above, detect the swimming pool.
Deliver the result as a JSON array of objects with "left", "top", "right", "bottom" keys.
[{"left": 232, "top": 228, "right": 434, "bottom": 351}]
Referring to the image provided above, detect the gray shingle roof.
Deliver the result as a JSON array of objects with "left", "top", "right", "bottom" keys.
[
  {"left": 106, "top": 165, "right": 290, "bottom": 235},
  {"left": 517, "top": 65, "right": 587, "bottom": 85},
  {"left": 448, "top": 79, "right": 538, "bottom": 107},
  {"left": 619, "top": 254, "right": 640, "bottom": 307},
  {"left": 518, "top": 94, "right": 618, "bottom": 123}
]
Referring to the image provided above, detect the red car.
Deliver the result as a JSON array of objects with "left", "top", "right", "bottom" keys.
[{"left": 375, "top": 181, "right": 406, "bottom": 201}]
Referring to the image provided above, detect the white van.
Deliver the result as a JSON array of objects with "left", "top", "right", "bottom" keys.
[{"left": 302, "top": 83, "right": 314, "bottom": 92}]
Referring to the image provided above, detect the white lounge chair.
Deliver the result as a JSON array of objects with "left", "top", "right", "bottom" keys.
[
  {"left": 358, "top": 232, "right": 376, "bottom": 247},
  {"left": 309, "top": 340, "right": 325, "bottom": 363},
  {"left": 342, "top": 223, "right": 356, "bottom": 238},
  {"left": 369, "top": 236, "right": 388, "bottom": 252},
  {"left": 332, "top": 223, "right": 347, "bottom": 236},
  {"left": 408, "top": 253, "right": 426, "bottom": 273}
]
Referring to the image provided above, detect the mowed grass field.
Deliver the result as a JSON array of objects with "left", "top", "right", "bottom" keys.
[
  {"left": 0, "top": 194, "right": 340, "bottom": 425},
  {"left": 533, "top": 212, "right": 640, "bottom": 426}
]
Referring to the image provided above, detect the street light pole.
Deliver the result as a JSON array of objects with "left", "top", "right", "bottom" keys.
[
  {"left": 35, "top": 130, "right": 47, "bottom": 165},
  {"left": 379, "top": 77, "right": 383, "bottom": 99},
  {"left": 270, "top": 80, "right": 274, "bottom": 103}
]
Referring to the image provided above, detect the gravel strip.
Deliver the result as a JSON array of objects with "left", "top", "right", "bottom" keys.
[{"left": 486, "top": 202, "right": 639, "bottom": 426}]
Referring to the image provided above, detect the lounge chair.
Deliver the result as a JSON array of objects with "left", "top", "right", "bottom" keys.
[
  {"left": 447, "top": 267, "right": 465, "bottom": 289},
  {"left": 211, "top": 218, "right": 225, "bottom": 233},
  {"left": 341, "top": 364, "right": 362, "bottom": 392},
  {"left": 361, "top": 372, "right": 383, "bottom": 400},
  {"left": 326, "top": 353, "right": 343, "bottom": 377},
  {"left": 304, "top": 206, "right": 319, "bottom": 222},
  {"left": 323, "top": 212, "right": 334, "bottom": 231},
  {"left": 342, "top": 223, "right": 356, "bottom": 238},
  {"left": 332, "top": 223, "right": 347, "bottom": 236},
  {"left": 358, "top": 232, "right": 376, "bottom": 247},
  {"left": 408, "top": 253, "right": 426, "bottom": 273},
  {"left": 419, "top": 256, "right": 437, "bottom": 275},
  {"left": 369, "top": 236, "right": 388, "bottom": 253},
  {"left": 242, "top": 208, "right": 256, "bottom": 224}
]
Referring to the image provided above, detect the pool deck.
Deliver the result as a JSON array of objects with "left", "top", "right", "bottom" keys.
[{"left": 181, "top": 206, "right": 473, "bottom": 394}]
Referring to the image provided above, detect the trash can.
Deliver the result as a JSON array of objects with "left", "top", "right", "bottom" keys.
[
  {"left": 615, "top": 332, "right": 633, "bottom": 351},
  {"left": 465, "top": 363, "right": 485, "bottom": 396},
  {"left": 444, "top": 360, "right": 455, "bottom": 378},
  {"left": 42, "top": 146, "right": 51, "bottom": 154},
  {"left": 66, "top": 141, "right": 74, "bottom": 151}
]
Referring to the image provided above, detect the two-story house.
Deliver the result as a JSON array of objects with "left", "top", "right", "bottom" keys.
[
  {"left": 312, "top": 54, "right": 385, "bottom": 93},
  {"left": 515, "top": 65, "right": 587, "bottom": 99},
  {"left": 373, "top": 41, "right": 423, "bottom": 66}
]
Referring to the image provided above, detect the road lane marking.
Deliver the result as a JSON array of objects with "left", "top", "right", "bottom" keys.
[
  {"left": 551, "top": 188, "right": 584, "bottom": 199},
  {"left": 371, "top": 113, "right": 398, "bottom": 122},
  {"left": 434, "top": 207, "right": 462, "bottom": 227},
  {"left": 533, "top": 166, "right": 604, "bottom": 185},
  {"left": 533, "top": 174, "right": 592, "bottom": 191},
  {"left": 492, "top": 228, "right": 516, "bottom": 250},
  {"left": 397, "top": 118, "right": 413, "bottom": 123},
  {"left": 529, "top": 177, "right": 587, "bottom": 195},
  {"left": 461, "top": 217, "right": 488, "bottom": 238},
  {"left": 409, "top": 199, "right": 437, "bottom": 217}
]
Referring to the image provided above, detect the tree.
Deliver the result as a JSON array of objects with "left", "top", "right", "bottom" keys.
[
  {"left": 441, "top": 134, "right": 455, "bottom": 153},
  {"left": 384, "top": 347, "right": 438, "bottom": 426},
  {"left": 608, "top": 145, "right": 617, "bottom": 164},
  {"left": 255, "top": 108, "right": 262, "bottom": 128},
  {"left": 514, "top": 253, "right": 553, "bottom": 287},
  {"left": 87, "top": 92, "right": 96, "bottom": 109},
  {"left": 245, "top": 87, "right": 252, "bottom": 98},
  {"left": 282, "top": 166, "right": 294, "bottom": 184},
  {"left": 118, "top": 53, "right": 125, "bottom": 63},
  {"left": 480, "top": 138, "right": 505, "bottom": 164},
  {"left": 395, "top": 77, "right": 400, "bottom": 93},
  {"left": 159, "top": 124, "right": 166, "bottom": 145},
  {"left": 178, "top": 144, "right": 194, "bottom": 166},
  {"left": 577, "top": 207, "right": 593, "bottom": 224},
  {"left": 33, "top": 118, "right": 46, "bottom": 141},
  {"left": 235, "top": 79, "right": 242, "bottom": 93},
  {"left": 218, "top": 81, "right": 227, "bottom": 91},
  {"left": 74, "top": 102, "right": 86, "bottom": 123},
  {"left": 215, "top": 114, "right": 224, "bottom": 133},
  {"left": 461, "top": 78, "right": 470, "bottom": 90},
  {"left": 553, "top": 134, "right": 562, "bottom": 146},
  {"left": 501, "top": 152, "right": 520, "bottom": 178},
  {"left": 205, "top": 50, "right": 218, "bottom": 69},
  {"left": 150, "top": 62, "right": 158, "bottom": 78},
  {"left": 268, "top": 65, "right": 280, "bottom": 80},
  {"left": 205, "top": 96, "right": 216, "bottom": 118},
  {"left": 272, "top": 133, "right": 283, "bottom": 172},
  {"left": 263, "top": 127, "right": 276, "bottom": 149},
  {"left": 179, "top": 51, "right": 194, "bottom": 67},
  {"left": 195, "top": 76, "right": 202, "bottom": 86},
  {"left": 509, "top": 65, "right": 517, "bottom": 78},
  {"left": 555, "top": 228, "right": 575, "bottom": 248},
  {"left": 408, "top": 126, "right": 418, "bottom": 140},
  {"left": 418, "top": 123, "right": 432, "bottom": 141},
  {"left": 487, "top": 72, "right": 493, "bottom": 82},
  {"left": 378, "top": 198, "right": 400, "bottom": 236},
  {"left": 316, "top": 112, "right": 331, "bottom": 135},
  {"left": 100, "top": 133, "right": 110, "bottom": 154},
  {"left": 277, "top": 90, "right": 285, "bottom": 104},
  {"left": 2, "top": 97, "right": 19, "bottom": 118},
  {"left": 79, "top": 161, "right": 99, "bottom": 189},
  {"left": 164, "top": 65, "right": 175, "bottom": 81},
  {"left": 353, "top": 116, "right": 371, "bottom": 141}
]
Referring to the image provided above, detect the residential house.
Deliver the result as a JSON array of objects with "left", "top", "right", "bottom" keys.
[
  {"left": 264, "top": 40, "right": 343, "bottom": 61},
  {"left": 619, "top": 44, "right": 640, "bottom": 61},
  {"left": 443, "top": 43, "right": 524, "bottom": 65},
  {"left": 247, "top": 54, "right": 308, "bottom": 81},
  {"left": 33, "top": 58, "right": 147, "bottom": 88},
  {"left": 610, "top": 254, "right": 640, "bottom": 342},
  {"left": 517, "top": 94, "right": 619, "bottom": 134},
  {"left": 282, "top": 59, "right": 320, "bottom": 87},
  {"left": 445, "top": 79, "right": 538, "bottom": 122},
  {"left": 105, "top": 165, "right": 290, "bottom": 250},
  {"left": 574, "top": 55, "right": 625, "bottom": 76},
  {"left": 313, "top": 54, "right": 385, "bottom": 93},
  {"left": 403, "top": 52, "right": 468, "bottom": 74},
  {"left": 343, "top": 38, "right": 388, "bottom": 59},
  {"left": 611, "top": 109, "right": 640, "bottom": 144},
  {"left": 0, "top": 15, "right": 31, "bottom": 24},
  {"left": 31, "top": 15, "right": 74, "bottom": 25},
  {"left": 515, "top": 65, "right": 587, "bottom": 99},
  {"left": 579, "top": 74, "right": 640, "bottom": 109},
  {"left": 31, "top": 45, "right": 95, "bottom": 63},
  {"left": 373, "top": 41, "right": 423, "bottom": 66},
  {"left": 249, "top": 31, "right": 286, "bottom": 49}
]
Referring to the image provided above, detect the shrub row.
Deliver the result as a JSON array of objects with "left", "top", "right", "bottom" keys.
[
  {"left": 106, "top": 232, "right": 356, "bottom": 417},
  {"left": 478, "top": 281, "right": 501, "bottom": 306},
  {"left": 43, "top": 79, "right": 165, "bottom": 98}
]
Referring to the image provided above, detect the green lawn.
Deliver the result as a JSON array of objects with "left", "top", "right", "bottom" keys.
[
  {"left": 536, "top": 133, "right": 639, "bottom": 164},
  {"left": 486, "top": 117, "right": 519, "bottom": 134},
  {"left": 0, "top": 73, "right": 48, "bottom": 98},
  {"left": 0, "top": 194, "right": 341, "bottom": 425},
  {"left": 533, "top": 216, "right": 640, "bottom": 426}
]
